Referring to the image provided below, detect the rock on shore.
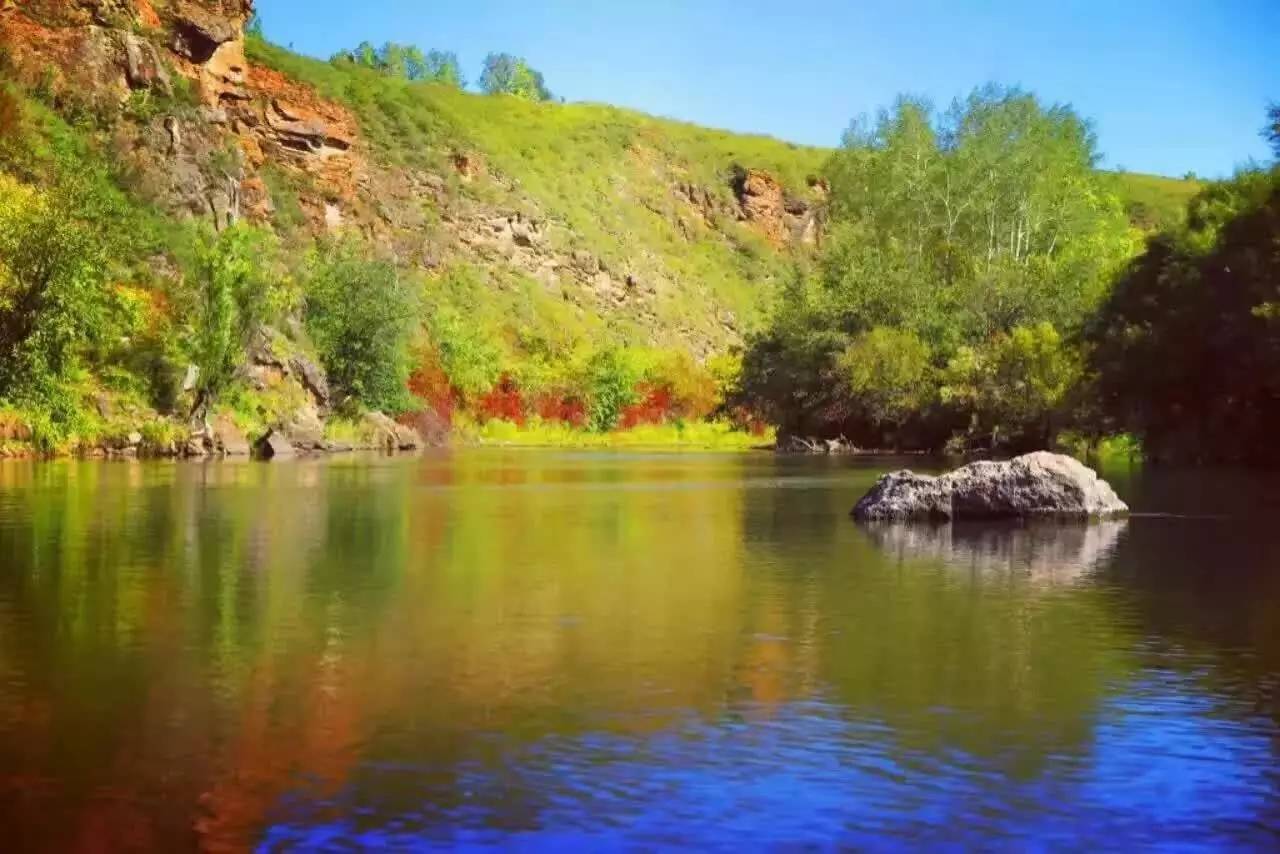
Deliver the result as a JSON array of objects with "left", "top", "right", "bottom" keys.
[{"left": 852, "top": 452, "right": 1129, "bottom": 521}]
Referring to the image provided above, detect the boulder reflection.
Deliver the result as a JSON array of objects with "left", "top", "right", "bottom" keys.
[{"left": 859, "top": 519, "right": 1128, "bottom": 584}]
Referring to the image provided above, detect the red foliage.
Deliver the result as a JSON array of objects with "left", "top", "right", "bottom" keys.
[
  {"left": 619, "top": 383, "right": 674, "bottom": 429},
  {"left": 407, "top": 350, "right": 455, "bottom": 425},
  {"left": 476, "top": 373, "right": 525, "bottom": 425},
  {"left": 533, "top": 393, "right": 587, "bottom": 428}
]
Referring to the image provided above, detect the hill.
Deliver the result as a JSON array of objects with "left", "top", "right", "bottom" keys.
[
  {"left": 0, "top": 0, "right": 1206, "bottom": 455},
  {"left": 1110, "top": 171, "right": 1204, "bottom": 231}
]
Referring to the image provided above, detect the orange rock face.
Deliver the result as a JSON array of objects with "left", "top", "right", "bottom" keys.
[
  {"left": 1, "top": 0, "right": 362, "bottom": 228},
  {"left": 735, "top": 168, "right": 788, "bottom": 245},
  {"left": 236, "top": 65, "right": 362, "bottom": 204}
]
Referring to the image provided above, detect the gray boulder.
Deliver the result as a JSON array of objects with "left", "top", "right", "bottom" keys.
[
  {"left": 212, "top": 415, "right": 250, "bottom": 456},
  {"left": 255, "top": 429, "right": 296, "bottom": 460},
  {"left": 362, "top": 411, "right": 419, "bottom": 451},
  {"left": 853, "top": 452, "right": 1128, "bottom": 521}
]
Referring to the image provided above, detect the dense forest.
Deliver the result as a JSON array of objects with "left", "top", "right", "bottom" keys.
[
  {"left": 734, "top": 96, "right": 1280, "bottom": 461},
  {"left": 0, "top": 2, "right": 1275, "bottom": 462}
]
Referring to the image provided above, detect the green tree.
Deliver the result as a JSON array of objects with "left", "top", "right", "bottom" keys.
[
  {"left": 479, "top": 53, "right": 552, "bottom": 101},
  {"left": 0, "top": 175, "right": 115, "bottom": 403},
  {"left": 421, "top": 49, "right": 465, "bottom": 87},
  {"left": 582, "top": 347, "right": 641, "bottom": 432},
  {"left": 330, "top": 43, "right": 465, "bottom": 88},
  {"left": 426, "top": 305, "right": 502, "bottom": 400},
  {"left": 187, "top": 225, "right": 278, "bottom": 417},
  {"left": 1086, "top": 166, "right": 1280, "bottom": 464},
  {"left": 739, "top": 85, "right": 1131, "bottom": 448},
  {"left": 1265, "top": 102, "right": 1279, "bottom": 159},
  {"left": 304, "top": 242, "right": 417, "bottom": 413},
  {"left": 942, "top": 323, "right": 1080, "bottom": 451},
  {"left": 838, "top": 327, "right": 933, "bottom": 440},
  {"left": 380, "top": 42, "right": 408, "bottom": 78}
]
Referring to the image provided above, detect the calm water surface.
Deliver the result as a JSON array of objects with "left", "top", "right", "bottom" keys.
[{"left": 1, "top": 451, "right": 1278, "bottom": 850}]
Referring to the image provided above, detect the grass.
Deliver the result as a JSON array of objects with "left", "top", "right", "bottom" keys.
[
  {"left": 465, "top": 417, "right": 773, "bottom": 450},
  {"left": 246, "top": 37, "right": 826, "bottom": 350},
  {"left": 1111, "top": 171, "right": 1204, "bottom": 232},
  {"left": 247, "top": 38, "right": 1203, "bottom": 353}
]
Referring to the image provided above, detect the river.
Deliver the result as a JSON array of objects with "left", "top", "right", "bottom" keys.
[{"left": 1, "top": 451, "right": 1277, "bottom": 849}]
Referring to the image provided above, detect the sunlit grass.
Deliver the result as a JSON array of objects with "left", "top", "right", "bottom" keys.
[{"left": 465, "top": 417, "right": 772, "bottom": 450}]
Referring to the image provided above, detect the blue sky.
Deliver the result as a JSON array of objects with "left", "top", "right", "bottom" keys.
[{"left": 255, "top": 0, "right": 1279, "bottom": 178}]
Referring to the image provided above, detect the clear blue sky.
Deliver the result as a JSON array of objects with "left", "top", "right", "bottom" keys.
[{"left": 255, "top": 0, "right": 1279, "bottom": 178}]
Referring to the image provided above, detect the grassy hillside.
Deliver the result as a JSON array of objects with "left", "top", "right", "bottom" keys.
[
  {"left": 252, "top": 38, "right": 1198, "bottom": 245},
  {"left": 1111, "top": 170, "right": 1204, "bottom": 231},
  {"left": 248, "top": 38, "right": 827, "bottom": 351}
]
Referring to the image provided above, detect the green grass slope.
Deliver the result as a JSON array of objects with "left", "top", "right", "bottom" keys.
[
  {"left": 1111, "top": 171, "right": 1204, "bottom": 231},
  {"left": 248, "top": 39, "right": 828, "bottom": 351},
  {"left": 250, "top": 39, "right": 1205, "bottom": 346}
]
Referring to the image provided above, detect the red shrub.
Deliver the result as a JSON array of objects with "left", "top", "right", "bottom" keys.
[
  {"left": 408, "top": 350, "right": 456, "bottom": 425},
  {"left": 619, "top": 383, "right": 674, "bottom": 429},
  {"left": 533, "top": 393, "right": 587, "bottom": 428},
  {"left": 476, "top": 373, "right": 525, "bottom": 425}
]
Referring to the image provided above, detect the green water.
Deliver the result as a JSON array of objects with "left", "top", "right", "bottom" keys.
[{"left": 0, "top": 451, "right": 1277, "bottom": 849}]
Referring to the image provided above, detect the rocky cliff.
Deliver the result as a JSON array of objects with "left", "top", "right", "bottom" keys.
[{"left": 0, "top": 0, "right": 828, "bottom": 357}]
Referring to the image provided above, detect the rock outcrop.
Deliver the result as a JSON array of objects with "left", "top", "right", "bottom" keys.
[
  {"left": 852, "top": 452, "right": 1129, "bottom": 521},
  {"left": 731, "top": 166, "right": 824, "bottom": 247},
  {"left": 361, "top": 411, "right": 419, "bottom": 452},
  {"left": 0, "top": 0, "right": 825, "bottom": 361},
  {"left": 254, "top": 428, "right": 294, "bottom": 460}
]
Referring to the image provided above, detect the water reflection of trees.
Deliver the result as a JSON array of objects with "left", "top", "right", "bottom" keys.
[{"left": 1, "top": 457, "right": 1278, "bottom": 847}]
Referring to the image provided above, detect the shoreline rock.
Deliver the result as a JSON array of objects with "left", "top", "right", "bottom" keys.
[{"left": 852, "top": 452, "right": 1129, "bottom": 521}]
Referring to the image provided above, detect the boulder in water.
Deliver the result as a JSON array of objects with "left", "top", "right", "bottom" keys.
[{"left": 852, "top": 452, "right": 1128, "bottom": 521}]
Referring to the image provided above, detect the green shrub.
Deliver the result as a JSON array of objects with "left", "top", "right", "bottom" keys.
[
  {"left": 582, "top": 347, "right": 642, "bottom": 432},
  {"left": 304, "top": 240, "right": 417, "bottom": 413},
  {"left": 184, "top": 225, "right": 281, "bottom": 416}
]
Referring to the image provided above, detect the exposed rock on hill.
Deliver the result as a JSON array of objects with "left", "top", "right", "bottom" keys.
[
  {"left": 732, "top": 166, "right": 825, "bottom": 247},
  {"left": 0, "top": 0, "right": 827, "bottom": 357},
  {"left": 852, "top": 452, "right": 1130, "bottom": 521}
]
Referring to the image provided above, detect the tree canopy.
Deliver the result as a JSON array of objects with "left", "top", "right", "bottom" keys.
[
  {"left": 735, "top": 85, "right": 1133, "bottom": 451},
  {"left": 1086, "top": 166, "right": 1280, "bottom": 464},
  {"left": 478, "top": 53, "right": 553, "bottom": 101},
  {"left": 331, "top": 42, "right": 465, "bottom": 88}
]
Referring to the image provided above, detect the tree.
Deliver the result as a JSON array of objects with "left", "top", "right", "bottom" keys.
[
  {"left": 479, "top": 53, "right": 552, "bottom": 101},
  {"left": 378, "top": 42, "right": 409, "bottom": 79},
  {"left": 329, "top": 43, "right": 465, "bottom": 88},
  {"left": 421, "top": 50, "right": 465, "bottom": 87},
  {"left": 823, "top": 85, "right": 1130, "bottom": 343},
  {"left": 838, "top": 327, "right": 933, "bottom": 440},
  {"left": 304, "top": 242, "right": 417, "bottom": 413},
  {"left": 426, "top": 305, "right": 501, "bottom": 400},
  {"left": 581, "top": 347, "right": 640, "bottom": 432},
  {"left": 942, "top": 323, "right": 1080, "bottom": 452},
  {"left": 1266, "top": 102, "right": 1279, "bottom": 159},
  {"left": 0, "top": 174, "right": 115, "bottom": 403},
  {"left": 738, "top": 85, "right": 1132, "bottom": 448},
  {"left": 187, "top": 225, "right": 278, "bottom": 417},
  {"left": 1086, "top": 169, "right": 1280, "bottom": 463}
]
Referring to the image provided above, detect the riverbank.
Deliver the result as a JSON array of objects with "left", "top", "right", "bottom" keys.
[{"left": 0, "top": 408, "right": 772, "bottom": 459}]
